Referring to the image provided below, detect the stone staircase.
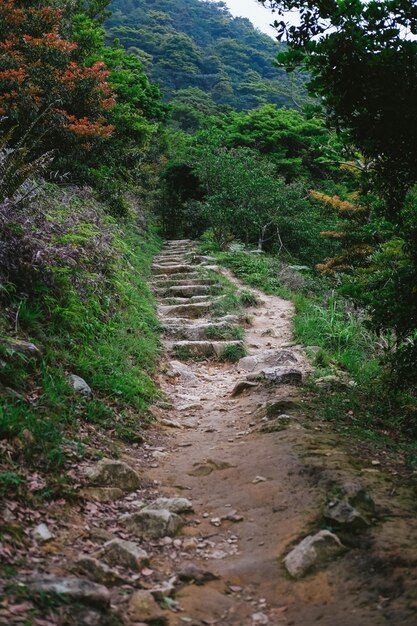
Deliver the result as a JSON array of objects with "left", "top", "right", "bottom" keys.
[{"left": 152, "top": 240, "right": 245, "bottom": 360}]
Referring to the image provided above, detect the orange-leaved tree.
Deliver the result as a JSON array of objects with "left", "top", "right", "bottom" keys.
[{"left": 0, "top": 0, "right": 116, "bottom": 171}]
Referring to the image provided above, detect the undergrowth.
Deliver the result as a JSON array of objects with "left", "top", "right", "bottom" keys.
[
  {"left": 0, "top": 186, "right": 161, "bottom": 486},
  {"left": 212, "top": 246, "right": 417, "bottom": 467}
]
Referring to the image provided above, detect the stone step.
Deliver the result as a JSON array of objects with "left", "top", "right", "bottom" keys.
[
  {"left": 154, "top": 272, "right": 203, "bottom": 282},
  {"left": 172, "top": 340, "right": 245, "bottom": 359},
  {"left": 164, "top": 239, "right": 195, "bottom": 246},
  {"left": 163, "top": 318, "right": 240, "bottom": 341},
  {"left": 153, "top": 285, "right": 215, "bottom": 298},
  {"left": 152, "top": 278, "right": 216, "bottom": 288},
  {"left": 159, "top": 302, "right": 212, "bottom": 319},
  {"left": 152, "top": 264, "right": 195, "bottom": 276},
  {"left": 154, "top": 256, "right": 186, "bottom": 264},
  {"left": 159, "top": 296, "right": 212, "bottom": 306}
]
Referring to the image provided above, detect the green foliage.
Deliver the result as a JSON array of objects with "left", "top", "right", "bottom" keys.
[
  {"left": 219, "top": 343, "right": 247, "bottom": 363},
  {"left": 0, "top": 0, "right": 164, "bottom": 195},
  {"left": 260, "top": 0, "right": 417, "bottom": 378},
  {"left": 107, "top": 0, "right": 310, "bottom": 112},
  {"left": 0, "top": 188, "right": 161, "bottom": 469}
]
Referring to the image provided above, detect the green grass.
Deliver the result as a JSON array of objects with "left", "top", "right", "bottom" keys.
[
  {"left": 213, "top": 247, "right": 417, "bottom": 467},
  {"left": 219, "top": 343, "right": 247, "bottom": 362}
]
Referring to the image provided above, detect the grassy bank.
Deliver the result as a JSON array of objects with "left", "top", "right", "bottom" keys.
[
  {"left": 212, "top": 247, "right": 417, "bottom": 469},
  {"left": 0, "top": 186, "right": 162, "bottom": 497}
]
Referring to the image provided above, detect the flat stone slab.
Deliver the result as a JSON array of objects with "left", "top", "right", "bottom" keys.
[
  {"left": 152, "top": 264, "right": 195, "bottom": 275},
  {"left": 284, "top": 530, "right": 345, "bottom": 578},
  {"left": 173, "top": 340, "right": 244, "bottom": 359},
  {"left": 164, "top": 320, "right": 239, "bottom": 341},
  {"left": 159, "top": 302, "right": 212, "bottom": 319},
  {"left": 155, "top": 285, "right": 214, "bottom": 298},
  {"left": 27, "top": 575, "right": 110, "bottom": 607}
]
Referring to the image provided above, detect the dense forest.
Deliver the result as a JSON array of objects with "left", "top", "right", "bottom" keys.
[
  {"left": 107, "top": 0, "right": 309, "bottom": 112},
  {"left": 1, "top": 0, "right": 417, "bottom": 623}
]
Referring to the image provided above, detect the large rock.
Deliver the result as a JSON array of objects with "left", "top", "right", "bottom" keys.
[
  {"left": 166, "top": 360, "right": 197, "bottom": 384},
  {"left": 128, "top": 590, "right": 167, "bottom": 624},
  {"left": 0, "top": 338, "right": 42, "bottom": 361},
  {"left": 247, "top": 367, "right": 303, "bottom": 385},
  {"left": 231, "top": 380, "right": 258, "bottom": 397},
  {"left": 69, "top": 374, "right": 92, "bottom": 397},
  {"left": 238, "top": 349, "right": 298, "bottom": 372},
  {"left": 97, "top": 538, "right": 149, "bottom": 571},
  {"left": 121, "top": 509, "right": 182, "bottom": 538},
  {"left": 177, "top": 563, "right": 219, "bottom": 586},
  {"left": 283, "top": 530, "right": 345, "bottom": 578},
  {"left": 325, "top": 500, "right": 369, "bottom": 529},
  {"left": 85, "top": 459, "right": 141, "bottom": 492},
  {"left": 73, "top": 556, "right": 127, "bottom": 586},
  {"left": 27, "top": 575, "right": 110, "bottom": 608},
  {"left": 143, "top": 497, "right": 193, "bottom": 514},
  {"left": 339, "top": 480, "right": 375, "bottom": 516}
]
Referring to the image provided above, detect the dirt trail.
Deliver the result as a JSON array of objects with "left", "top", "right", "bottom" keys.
[
  {"left": 5, "top": 240, "right": 417, "bottom": 626},
  {"left": 148, "top": 240, "right": 417, "bottom": 626}
]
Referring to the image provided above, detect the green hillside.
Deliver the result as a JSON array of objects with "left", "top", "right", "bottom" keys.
[{"left": 106, "top": 0, "right": 308, "bottom": 111}]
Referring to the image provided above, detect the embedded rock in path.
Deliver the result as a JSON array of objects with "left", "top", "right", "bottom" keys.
[
  {"left": 27, "top": 575, "right": 110, "bottom": 608},
  {"left": 69, "top": 374, "right": 92, "bottom": 397},
  {"left": 238, "top": 349, "right": 298, "bottom": 373},
  {"left": 247, "top": 367, "right": 303, "bottom": 385},
  {"left": 166, "top": 360, "right": 198, "bottom": 383},
  {"left": 96, "top": 538, "right": 149, "bottom": 571},
  {"left": 74, "top": 556, "right": 127, "bottom": 586},
  {"left": 144, "top": 497, "right": 194, "bottom": 514},
  {"left": 177, "top": 563, "right": 219, "bottom": 586},
  {"left": 260, "top": 414, "right": 299, "bottom": 433},
  {"left": 79, "top": 487, "right": 124, "bottom": 502},
  {"left": 325, "top": 500, "right": 369, "bottom": 529},
  {"left": 231, "top": 380, "right": 258, "bottom": 397},
  {"left": 284, "top": 530, "right": 345, "bottom": 578},
  {"left": 339, "top": 480, "right": 376, "bottom": 516},
  {"left": 85, "top": 458, "right": 141, "bottom": 492},
  {"left": 128, "top": 590, "right": 167, "bottom": 624},
  {"left": 121, "top": 509, "right": 182, "bottom": 538},
  {"left": 254, "top": 399, "right": 300, "bottom": 420}
]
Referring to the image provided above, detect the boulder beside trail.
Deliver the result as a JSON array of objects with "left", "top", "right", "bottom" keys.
[
  {"left": 96, "top": 538, "right": 149, "bottom": 571},
  {"left": 85, "top": 458, "right": 141, "bottom": 492},
  {"left": 121, "top": 508, "right": 182, "bottom": 538},
  {"left": 284, "top": 530, "right": 345, "bottom": 578},
  {"left": 69, "top": 374, "right": 92, "bottom": 397},
  {"left": 27, "top": 575, "right": 110, "bottom": 608},
  {"left": 128, "top": 590, "right": 167, "bottom": 624}
]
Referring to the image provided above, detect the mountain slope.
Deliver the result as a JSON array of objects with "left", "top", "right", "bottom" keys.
[{"left": 106, "top": 0, "right": 308, "bottom": 111}]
